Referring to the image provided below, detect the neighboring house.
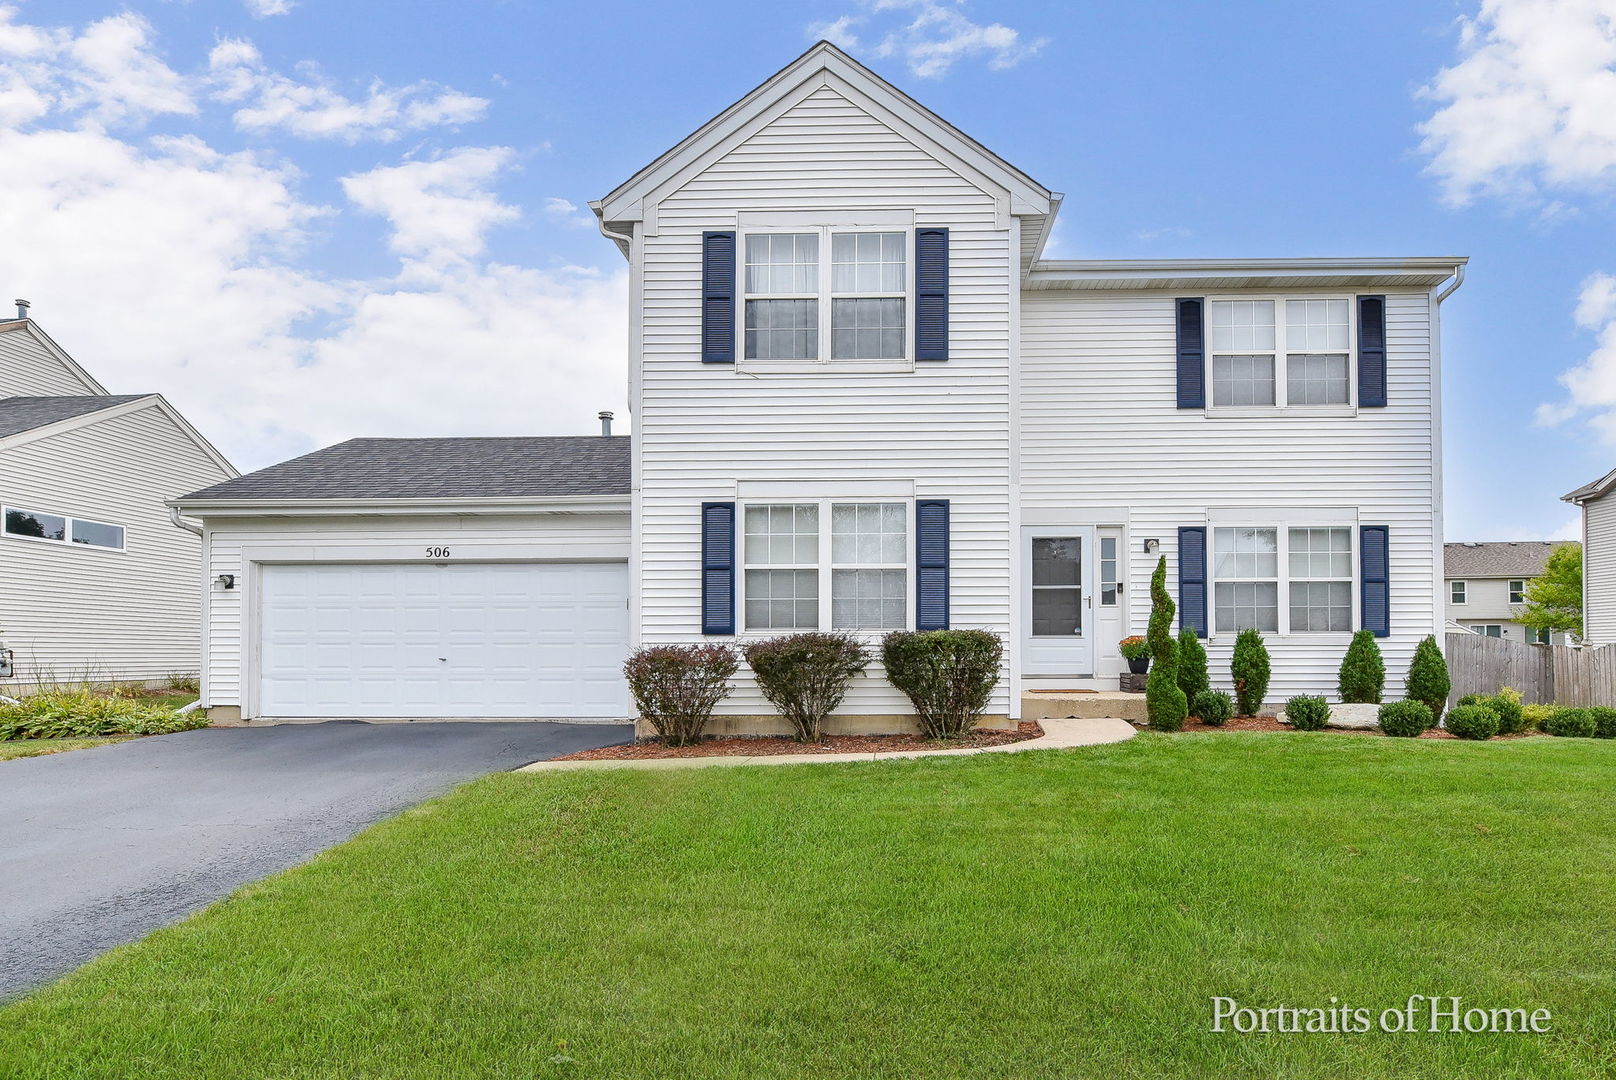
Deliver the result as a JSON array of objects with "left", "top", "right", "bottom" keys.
[
  {"left": 1564, "top": 469, "right": 1616, "bottom": 646},
  {"left": 174, "top": 43, "right": 1463, "bottom": 727},
  {"left": 1443, "top": 541, "right": 1573, "bottom": 644},
  {"left": 0, "top": 304, "right": 236, "bottom": 688}
]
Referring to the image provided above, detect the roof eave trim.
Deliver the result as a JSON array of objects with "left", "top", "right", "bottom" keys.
[{"left": 168, "top": 493, "right": 633, "bottom": 515}]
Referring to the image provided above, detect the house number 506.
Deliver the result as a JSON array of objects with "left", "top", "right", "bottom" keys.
[{"left": 426, "top": 547, "right": 451, "bottom": 559}]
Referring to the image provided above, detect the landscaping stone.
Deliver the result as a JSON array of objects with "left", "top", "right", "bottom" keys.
[{"left": 1328, "top": 703, "right": 1382, "bottom": 730}]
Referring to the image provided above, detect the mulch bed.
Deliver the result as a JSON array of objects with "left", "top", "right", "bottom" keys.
[
  {"left": 550, "top": 721, "right": 1045, "bottom": 760},
  {"left": 1138, "top": 716, "right": 1542, "bottom": 739}
]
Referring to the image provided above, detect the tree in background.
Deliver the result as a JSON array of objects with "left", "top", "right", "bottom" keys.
[{"left": 1518, "top": 543, "right": 1583, "bottom": 643}]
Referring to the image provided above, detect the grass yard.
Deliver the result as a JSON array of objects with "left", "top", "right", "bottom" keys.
[
  {"left": 0, "top": 736, "right": 132, "bottom": 761},
  {"left": 3, "top": 734, "right": 1614, "bottom": 1079}
]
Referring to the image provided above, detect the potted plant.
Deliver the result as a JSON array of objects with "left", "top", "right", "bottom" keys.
[{"left": 1119, "top": 635, "right": 1150, "bottom": 674}]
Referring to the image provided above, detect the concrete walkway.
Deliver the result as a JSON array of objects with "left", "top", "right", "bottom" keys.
[{"left": 519, "top": 716, "right": 1135, "bottom": 772}]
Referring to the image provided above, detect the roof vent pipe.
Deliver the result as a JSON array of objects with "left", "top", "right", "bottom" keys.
[
  {"left": 13, "top": 299, "right": 28, "bottom": 320},
  {"left": 598, "top": 411, "right": 614, "bottom": 437}
]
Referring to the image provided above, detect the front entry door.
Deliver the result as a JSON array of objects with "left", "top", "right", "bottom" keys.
[{"left": 1022, "top": 527, "right": 1097, "bottom": 677}]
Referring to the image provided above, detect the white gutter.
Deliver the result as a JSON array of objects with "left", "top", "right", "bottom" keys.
[
  {"left": 168, "top": 505, "right": 203, "bottom": 537},
  {"left": 592, "top": 202, "right": 633, "bottom": 261},
  {"left": 1435, "top": 262, "right": 1466, "bottom": 304}
]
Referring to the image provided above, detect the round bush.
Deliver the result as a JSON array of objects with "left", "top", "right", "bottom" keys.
[
  {"left": 1285, "top": 695, "right": 1330, "bottom": 731},
  {"left": 1378, "top": 700, "right": 1432, "bottom": 738},
  {"left": 1544, "top": 707, "right": 1597, "bottom": 739},
  {"left": 1192, "top": 689, "right": 1234, "bottom": 727},
  {"left": 1521, "top": 703, "right": 1555, "bottom": 731},
  {"left": 1587, "top": 706, "right": 1616, "bottom": 739},
  {"left": 1444, "top": 703, "right": 1500, "bottom": 741},
  {"left": 1488, "top": 692, "right": 1526, "bottom": 736}
]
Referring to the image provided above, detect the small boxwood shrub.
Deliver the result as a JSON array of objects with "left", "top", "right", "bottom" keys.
[
  {"left": 1191, "top": 689, "right": 1234, "bottom": 727},
  {"left": 1337, "top": 630, "right": 1385, "bottom": 704},
  {"left": 1285, "top": 695, "right": 1330, "bottom": 731},
  {"left": 1445, "top": 703, "right": 1500, "bottom": 740},
  {"left": 1230, "top": 628, "right": 1271, "bottom": 716},
  {"left": 743, "top": 632, "right": 870, "bottom": 742},
  {"left": 623, "top": 644, "right": 738, "bottom": 747},
  {"left": 1404, "top": 635, "right": 1451, "bottom": 728},
  {"left": 1544, "top": 707, "right": 1597, "bottom": 739},
  {"left": 1587, "top": 706, "right": 1616, "bottom": 739},
  {"left": 882, "top": 629, "right": 1003, "bottom": 740},
  {"left": 1378, "top": 700, "right": 1432, "bottom": 738},
  {"left": 1176, "top": 627, "right": 1209, "bottom": 703}
]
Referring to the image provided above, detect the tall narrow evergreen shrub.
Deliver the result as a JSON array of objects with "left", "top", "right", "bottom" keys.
[
  {"left": 1231, "top": 629, "right": 1271, "bottom": 716},
  {"left": 1337, "top": 629, "right": 1386, "bottom": 704},
  {"left": 1177, "top": 626, "right": 1209, "bottom": 703},
  {"left": 1404, "top": 635, "right": 1451, "bottom": 729},
  {"left": 1145, "top": 556, "right": 1187, "bottom": 731}
]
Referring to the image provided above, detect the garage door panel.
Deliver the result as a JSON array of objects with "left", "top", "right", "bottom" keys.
[{"left": 259, "top": 562, "right": 631, "bottom": 718}]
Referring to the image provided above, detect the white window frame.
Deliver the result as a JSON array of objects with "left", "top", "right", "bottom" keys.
[
  {"left": 738, "top": 498, "right": 914, "bottom": 634},
  {"left": 1451, "top": 580, "right": 1467, "bottom": 605},
  {"left": 1205, "top": 294, "right": 1357, "bottom": 415},
  {"left": 1509, "top": 579, "right": 1526, "bottom": 605},
  {"left": 1471, "top": 624, "right": 1503, "bottom": 638},
  {"left": 737, "top": 223, "right": 915, "bottom": 370},
  {"left": 1, "top": 504, "right": 126, "bottom": 552},
  {"left": 1207, "top": 519, "right": 1358, "bottom": 640},
  {"left": 1528, "top": 626, "right": 1553, "bottom": 645}
]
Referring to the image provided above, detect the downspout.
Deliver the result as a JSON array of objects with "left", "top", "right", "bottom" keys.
[
  {"left": 1435, "top": 263, "right": 1466, "bottom": 304},
  {"left": 168, "top": 505, "right": 202, "bottom": 537}
]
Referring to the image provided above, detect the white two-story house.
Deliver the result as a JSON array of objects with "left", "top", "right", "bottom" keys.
[{"left": 176, "top": 43, "right": 1461, "bottom": 729}]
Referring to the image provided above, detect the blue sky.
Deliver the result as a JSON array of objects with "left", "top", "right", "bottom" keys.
[{"left": 3, "top": 0, "right": 1614, "bottom": 541}]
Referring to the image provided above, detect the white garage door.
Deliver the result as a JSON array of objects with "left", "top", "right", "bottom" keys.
[{"left": 258, "top": 562, "right": 631, "bottom": 718}]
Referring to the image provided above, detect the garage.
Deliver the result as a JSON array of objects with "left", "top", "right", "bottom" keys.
[{"left": 258, "top": 561, "right": 631, "bottom": 718}]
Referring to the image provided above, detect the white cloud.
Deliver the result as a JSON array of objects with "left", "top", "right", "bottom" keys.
[
  {"left": 809, "top": 0, "right": 1046, "bottom": 79},
  {"left": 208, "top": 39, "right": 487, "bottom": 142},
  {"left": 1536, "top": 273, "right": 1616, "bottom": 438},
  {"left": 342, "top": 148, "right": 519, "bottom": 265},
  {"left": 542, "top": 196, "right": 594, "bottom": 229},
  {"left": 1418, "top": 0, "right": 1616, "bottom": 206},
  {"left": 0, "top": 6, "right": 195, "bottom": 128},
  {"left": 244, "top": 0, "right": 296, "bottom": 17}
]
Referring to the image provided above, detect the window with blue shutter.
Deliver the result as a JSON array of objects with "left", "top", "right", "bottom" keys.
[
  {"left": 1176, "top": 298, "right": 1205, "bottom": 408},
  {"left": 701, "top": 502, "right": 735, "bottom": 634},
  {"left": 701, "top": 231, "right": 736, "bottom": 364},
  {"left": 1360, "top": 525, "right": 1390, "bottom": 637},
  {"left": 915, "top": 499, "right": 950, "bottom": 629},
  {"left": 915, "top": 228, "right": 949, "bottom": 361},
  {"left": 1178, "top": 526, "right": 1207, "bottom": 637},
  {"left": 1357, "top": 295, "right": 1386, "bottom": 407}
]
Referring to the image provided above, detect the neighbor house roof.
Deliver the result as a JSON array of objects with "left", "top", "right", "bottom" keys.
[
  {"left": 0, "top": 394, "right": 153, "bottom": 438},
  {"left": 175, "top": 436, "right": 631, "bottom": 504},
  {"left": 1444, "top": 541, "right": 1574, "bottom": 580}
]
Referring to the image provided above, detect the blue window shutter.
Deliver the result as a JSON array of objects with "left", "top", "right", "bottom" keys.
[
  {"left": 1176, "top": 298, "right": 1205, "bottom": 408},
  {"left": 701, "top": 231, "right": 736, "bottom": 364},
  {"left": 915, "top": 499, "right": 950, "bottom": 629},
  {"left": 915, "top": 228, "right": 949, "bottom": 361},
  {"left": 1357, "top": 295, "right": 1387, "bottom": 407},
  {"left": 701, "top": 502, "right": 735, "bottom": 634},
  {"left": 1360, "top": 525, "right": 1390, "bottom": 637},
  {"left": 1178, "top": 527, "right": 1207, "bottom": 637}
]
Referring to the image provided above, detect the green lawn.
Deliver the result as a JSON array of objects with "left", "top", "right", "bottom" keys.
[
  {"left": 0, "top": 736, "right": 133, "bottom": 761},
  {"left": 3, "top": 734, "right": 1614, "bottom": 1079}
]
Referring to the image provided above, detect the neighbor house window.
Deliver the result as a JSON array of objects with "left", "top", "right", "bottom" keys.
[
  {"left": 1509, "top": 580, "right": 1526, "bottom": 604},
  {"left": 1472, "top": 624, "right": 1503, "bottom": 638},
  {"left": 1208, "top": 297, "right": 1352, "bottom": 408},
  {"left": 743, "top": 228, "right": 909, "bottom": 363},
  {"left": 1528, "top": 627, "right": 1553, "bottom": 645},
  {"left": 743, "top": 500, "right": 909, "bottom": 631},
  {"left": 1213, "top": 524, "right": 1354, "bottom": 635},
  {"left": 1451, "top": 581, "right": 1467, "bottom": 605},
  {"left": 3, "top": 506, "right": 123, "bottom": 550}
]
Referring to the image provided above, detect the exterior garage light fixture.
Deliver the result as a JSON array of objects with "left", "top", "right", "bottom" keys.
[
  {"left": 215, "top": 574, "right": 236, "bottom": 590},
  {"left": 1143, "top": 538, "right": 1159, "bottom": 554}
]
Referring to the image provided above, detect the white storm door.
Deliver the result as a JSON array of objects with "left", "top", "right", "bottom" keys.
[{"left": 1022, "top": 528, "right": 1097, "bottom": 677}]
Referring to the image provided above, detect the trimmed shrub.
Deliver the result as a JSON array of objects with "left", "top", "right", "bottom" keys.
[
  {"left": 881, "top": 630, "right": 1003, "bottom": 740},
  {"left": 1544, "top": 707, "right": 1597, "bottom": 739},
  {"left": 1230, "top": 628, "right": 1271, "bottom": 716},
  {"left": 1521, "top": 703, "right": 1556, "bottom": 731},
  {"left": 1145, "top": 557, "right": 1187, "bottom": 732},
  {"left": 1176, "top": 627, "right": 1209, "bottom": 703},
  {"left": 1285, "top": 695, "right": 1330, "bottom": 731},
  {"left": 1404, "top": 636, "right": 1451, "bottom": 729},
  {"left": 743, "top": 633, "right": 870, "bottom": 742},
  {"left": 1589, "top": 706, "right": 1616, "bottom": 739},
  {"left": 1486, "top": 688, "right": 1527, "bottom": 736},
  {"left": 1336, "top": 630, "right": 1386, "bottom": 704},
  {"left": 0, "top": 690, "right": 208, "bottom": 740},
  {"left": 623, "top": 644, "right": 738, "bottom": 747},
  {"left": 1378, "top": 700, "right": 1432, "bottom": 738},
  {"left": 1445, "top": 703, "right": 1500, "bottom": 741},
  {"left": 1192, "top": 689, "right": 1234, "bottom": 727}
]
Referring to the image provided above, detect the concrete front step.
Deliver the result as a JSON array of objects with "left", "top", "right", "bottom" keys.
[{"left": 1023, "top": 690, "right": 1147, "bottom": 723}]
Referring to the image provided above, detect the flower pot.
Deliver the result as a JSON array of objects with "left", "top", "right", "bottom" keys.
[{"left": 1127, "top": 655, "right": 1149, "bottom": 675}]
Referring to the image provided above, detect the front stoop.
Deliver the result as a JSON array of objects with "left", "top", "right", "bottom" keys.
[{"left": 1022, "top": 690, "right": 1148, "bottom": 723}]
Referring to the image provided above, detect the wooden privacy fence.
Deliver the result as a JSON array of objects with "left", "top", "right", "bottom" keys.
[{"left": 1444, "top": 633, "right": 1616, "bottom": 706}]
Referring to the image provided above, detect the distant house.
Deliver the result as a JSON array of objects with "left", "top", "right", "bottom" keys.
[
  {"left": 1564, "top": 469, "right": 1616, "bottom": 646},
  {"left": 1443, "top": 541, "right": 1574, "bottom": 644},
  {"left": 0, "top": 304, "right": 236, "bottom": 688}
]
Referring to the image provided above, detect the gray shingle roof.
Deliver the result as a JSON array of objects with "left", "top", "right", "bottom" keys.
[
  {"left": 0, "top": 395, "right": 151, "bottom": 438},
  {"left": 177, "top": 436, "right": 631, "bottom": 503},
  {"left": 1444, "top": 541, "right": 1575, "bottom": 580}
]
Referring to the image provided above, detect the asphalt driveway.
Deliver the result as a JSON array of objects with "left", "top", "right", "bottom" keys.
[{"left": 0, "top": 720, "right": 630, "bottom": 1000}]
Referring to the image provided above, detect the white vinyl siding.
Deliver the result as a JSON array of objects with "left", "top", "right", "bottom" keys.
[
  {"left": 636, "top": 79, "right": 1014, "bottom": 720},
  {"left": 1020, "top": 290, "right": 1440, "bottom": 705},
  {"left": 1585, "top": 494, "right": 1616, "bottom": 646},
  {"left": 0, "top": 326, "right": 103, "bottom": 397}
]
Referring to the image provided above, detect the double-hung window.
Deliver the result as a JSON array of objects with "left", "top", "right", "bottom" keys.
[
  {"left": 3, "top": 505, "right": 124, "bottom": 550},
  {"left": 1212, "top": 525, "right": 1353, "bottom": 635},
  {"left": 1509, "top": 580, "right": 1526, "bottom": 604},
  {"left": 743, "top": 501, "right": 909, "bottom": 631},
  {"left": 743, "top": 228, "right": 910, "bottom": 363},
  {"left": 1451, "top": 581, "right": 1467, "bottom": 605},
  {"left": 1208, "top": 298, "right": 1351, "bottom": 408}
]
